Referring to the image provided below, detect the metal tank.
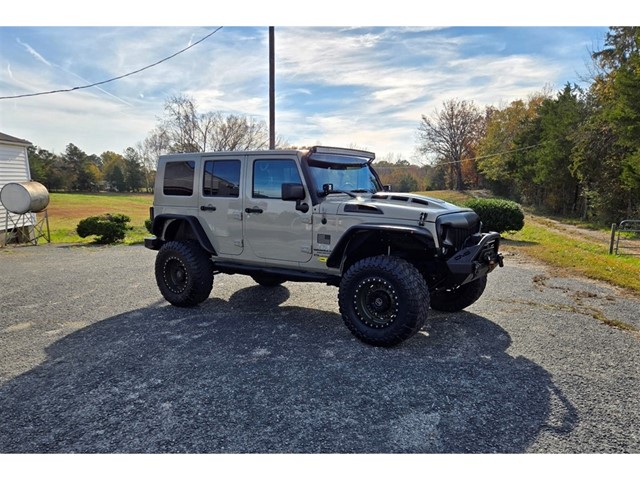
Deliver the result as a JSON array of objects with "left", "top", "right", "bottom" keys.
[{"left": 0, "top": 181, "right": 50, "bottom": 214}]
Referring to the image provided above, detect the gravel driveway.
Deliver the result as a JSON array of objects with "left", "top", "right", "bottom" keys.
[{"left": 0, "top": 243, "right": 639, "bottom": 453}]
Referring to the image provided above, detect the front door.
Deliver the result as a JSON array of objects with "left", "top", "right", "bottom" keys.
[{"left": 243, "top": 157, "right": 313, "bottom": 263}]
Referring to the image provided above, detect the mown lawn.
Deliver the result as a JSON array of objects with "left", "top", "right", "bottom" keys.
[
  {"left": 414, "top": 190, "right": 474, "bottom": 205},
  {"left": 502, "top": 215, "right": 640, "bottom": 294},
  {"left": 424, "top": 190, "right": 640, "bottom": 295},
  {"left": 13, "top": 190, "right": 640, "bottom": 295},
  {"left": 43, "top": 191, "right": 467, "bottom": 246},
  {"left": 45, "top": 192, "right": 153, "bottom": 244}
]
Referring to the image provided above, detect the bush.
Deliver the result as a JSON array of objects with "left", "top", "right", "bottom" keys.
[
  {"left": 144, "top": 218, "right": 153, "bottom": 234},
  {"left": 77, "top": 213, "right": 132, "bottom": 244},
  {"left": 464, "top": 198, "right": 525, "bottom": 234}
]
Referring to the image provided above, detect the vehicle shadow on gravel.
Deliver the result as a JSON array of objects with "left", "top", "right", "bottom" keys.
[{"left": 0, "top": 285, "right": 577, "bottom": 453}]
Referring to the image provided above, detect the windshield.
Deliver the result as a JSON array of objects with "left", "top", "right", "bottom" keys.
[{"left": 307, "top": 154, "right": 382, "bottom": 195}]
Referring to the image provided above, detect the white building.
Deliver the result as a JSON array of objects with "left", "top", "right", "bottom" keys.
[{"left": 0, "top": 132, "right": 34, "bottom": 234}]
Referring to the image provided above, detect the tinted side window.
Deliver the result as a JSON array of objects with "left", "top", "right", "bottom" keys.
[
  {"left": 203, "top": 160, "right": 240, "bottom": 197},
  {"left": 163, "top": 161, "right": 195, "bottom": 196},
  {"left": 253, "top": 159, "right": 302, "bottom": 199}
]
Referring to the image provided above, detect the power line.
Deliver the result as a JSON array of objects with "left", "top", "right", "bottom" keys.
[
  {"left": 417, "top": 143, "right": 546, "bottom": 167},
  {"left": 468, "top": 143, "right": 545, "bottom": 163},
  {"left": 375, "top": 143, "right": 546, "bottom": 169},
  {"left": 0, "top": 27, "right": 223, "bottom": 100},
  {"left": 329, "top": 141, "right": 550, "bottom": 172}
]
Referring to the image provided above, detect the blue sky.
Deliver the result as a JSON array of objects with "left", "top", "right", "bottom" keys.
[{"left": 0, "top": 3, "right": 622, "bottom": 162}]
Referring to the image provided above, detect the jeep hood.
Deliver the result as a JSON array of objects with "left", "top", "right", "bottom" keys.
[{"left": 319, "top": 192, "right": 473, "bottom": 223}]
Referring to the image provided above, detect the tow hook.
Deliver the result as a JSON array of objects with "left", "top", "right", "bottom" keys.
[{"left": 484, "top": 251, "right": 504, "bottom": 271}]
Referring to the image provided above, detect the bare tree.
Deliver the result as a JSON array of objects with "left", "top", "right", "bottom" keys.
[
  {"left": 208, "top": 113, "right": 271, "bottom": 151},
  {"left": 162, "top": 95, "right": 201, "bottom": 152},
  {"left": 417, "top": 99, "right": 484, "bottom": 190},
  {"left": 159, "top": 94, "right": 278, "bottom": 153},
  {"left": 133, "top": 127, "right": 170, "bottom": 192}
]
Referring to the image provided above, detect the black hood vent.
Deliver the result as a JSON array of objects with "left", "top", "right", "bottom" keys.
[
  {"left": 344, "top": 204, "right": 383, "bottom": 214},
  {"left": 371, "top": 193, "right": 430, "bottom": 206}
]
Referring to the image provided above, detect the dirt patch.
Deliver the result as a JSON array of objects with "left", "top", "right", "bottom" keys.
[
  {"left": 537, "top": 216, "right": 640, "bottom": 255},
  {"left": 535, "top": 217, "right": 612, "bottom": 243}
]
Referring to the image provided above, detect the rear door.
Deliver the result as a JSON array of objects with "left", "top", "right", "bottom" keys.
[{"left": 198, "top": 156, "right": 244, "bottom": 255}]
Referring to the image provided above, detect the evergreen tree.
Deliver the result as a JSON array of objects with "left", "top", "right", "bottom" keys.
[
  {"left": 123, "top": 147, "right": 145, "bottom": 192},
  {"left": 588, "top": 27, "right": 640, "bottom": 218},
  {"left": 63, "top": 143, "right": 98, "bottom": 191},
  {"left": 101, "top": 151, "right": 127, "bottom": 192}
]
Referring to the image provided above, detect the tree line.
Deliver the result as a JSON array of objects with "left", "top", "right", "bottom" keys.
[
  {"left": 27, "top": 27, "right": 639, "bottom": 225},
  {"left": 414, "top": 27, "right": 640, "bottom": 224},
  {"left": 28, "top": 144, "right": 149, "bottom": 193}
]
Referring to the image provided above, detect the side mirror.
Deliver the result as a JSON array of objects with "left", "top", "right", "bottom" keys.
[
  {"left": 383, "top": 184, "right": 392, "bottom": 192},
  {"left": 282, "top": 183, "right": 309, "bottom": 213},
  {"left": 282, "top": 183, "right": 305, "bottom": 201}
]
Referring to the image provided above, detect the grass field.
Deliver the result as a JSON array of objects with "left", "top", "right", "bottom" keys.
[
  {"left": 505, "top": 215, "right": 640, "bottom": 293},
  {"left": 43, "top": 191, "right": 468, "bottom": 246},
  {"left": 6, "top": 190, "right": 639, "bottom": 295},
  {"left": 45, "top": 192, "right": 153, "bottom": 244},
  {"left": 423, "top": 190, "right": 640, "bottom": 295},
  {"left": 415, "top": 190, "right": 474, "bottom": 205}
]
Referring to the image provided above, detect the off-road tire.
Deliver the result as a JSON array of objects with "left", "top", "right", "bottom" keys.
[
  {"left": 251, "top": 274, "right": 285, "bottom": 287},
  {"left": 430, "top": 276, "right": 487, "bottom": 312},
  {"left": 338, "top": 255, "right": 429, "bottom": 347},
  {"left": 155, "top": 240, "right": 214, "bottom": 307}
]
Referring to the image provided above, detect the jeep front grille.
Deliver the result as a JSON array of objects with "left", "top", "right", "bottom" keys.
[{"left": 436, "top": 211, "right": 481, "bottom": 254}]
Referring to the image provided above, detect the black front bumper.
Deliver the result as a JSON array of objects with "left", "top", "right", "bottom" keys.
[
  {"left": 443, "top": 232, "right": 503, "bottom": 287},
  {"left": 144, "top": 236, "right": 163, "bottom": 251}
]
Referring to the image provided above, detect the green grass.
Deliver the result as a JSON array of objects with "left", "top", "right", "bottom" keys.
[
  {"left": 41, "top": 190, "right": 473, "bottom": 245},
  {"left": 14, "top": 190, "right": 640, "bottom": 295},
  {"left": 503, "top": 215, "right": 640, "bottom": 294},
  {"left": 423, "top": 191, "right": 640, "bottom": 295},
  {"left": 45, "top": 192, "right": 153, "bottom": 245},
  {"left": 415, "top": 190, "right": 475, "bottom": 205}
]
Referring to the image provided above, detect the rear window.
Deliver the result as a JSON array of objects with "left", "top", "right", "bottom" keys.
[
  {"left": 163, "top": 161, "right": 195, "bottom": 196},
  {"left": 203, "top": 160, "right": 241, "bottom": 197}
]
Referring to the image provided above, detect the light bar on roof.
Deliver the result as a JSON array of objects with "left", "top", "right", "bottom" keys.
[{"left": 310, "top": 146, "right": 375, "bottom": 160}]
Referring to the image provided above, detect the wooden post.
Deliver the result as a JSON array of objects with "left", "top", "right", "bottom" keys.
[{"left": 609, "top": 223, "right": 617, "bottom": 255}]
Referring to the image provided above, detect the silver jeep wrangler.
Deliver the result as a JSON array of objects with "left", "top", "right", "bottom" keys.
[{"left": 145, "top": 146, "right": 503, "bottom": 346}]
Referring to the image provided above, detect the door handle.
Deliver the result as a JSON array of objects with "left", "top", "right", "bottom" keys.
[
  {"left": 200, "top": 205, "right": 217, "bottom": 211},
  {"left": 245, "top": 207, "right": 264, "bottom": 214}
]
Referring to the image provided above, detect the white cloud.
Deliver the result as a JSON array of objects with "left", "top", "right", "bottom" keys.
[
  {"left": 16, "top": 37, "right": 52, "bottom": 66},
  {"left": 0, "top": 26, "right": 610, "bottom": 161},
  {"left": 267, "top": 28, "right": 572, "bottom": 159}
]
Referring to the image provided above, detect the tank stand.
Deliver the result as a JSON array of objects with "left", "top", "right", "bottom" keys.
[{"left": 2, "top": 210, "right": 50, "bottom": 246}]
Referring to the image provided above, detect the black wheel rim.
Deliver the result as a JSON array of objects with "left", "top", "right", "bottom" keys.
[
  {"left": 164, "top": 257, "right": 188, "bottom": 294},
  {"left": 353, "top": 277, "right": 399, "bottom": 328}
]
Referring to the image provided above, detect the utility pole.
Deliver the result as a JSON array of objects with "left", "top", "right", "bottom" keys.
[{"left": 269, "top": 26, "right": 275, "bottom": 150}]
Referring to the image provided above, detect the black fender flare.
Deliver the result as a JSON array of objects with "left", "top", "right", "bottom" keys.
[
  {"left": 326, "top": 224, "right": 436, "bottom": 269},
  {"left": 151, "top": 214, "right": 216, "bottom": 254}
]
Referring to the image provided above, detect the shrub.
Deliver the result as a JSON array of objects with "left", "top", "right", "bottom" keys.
[
  {"left": 464, "top": 198, "right": 525, "bottom": 234},
  {"left": 144, "top": 218, "right": 153, "bottom": 234},
  {"left": 77, "top": 213, "right": 132, "bottom": 244}
]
